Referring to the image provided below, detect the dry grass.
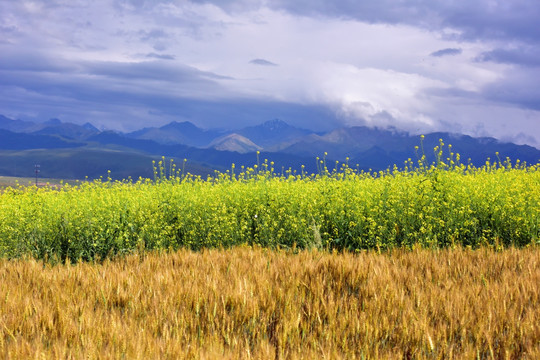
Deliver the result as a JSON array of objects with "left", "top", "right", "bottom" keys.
[
  {"left": 1, "top": 246, "right": 539, "bottom": 359},
  {"left": 0, "top": 176, "right": 71, "bottom": 193}
]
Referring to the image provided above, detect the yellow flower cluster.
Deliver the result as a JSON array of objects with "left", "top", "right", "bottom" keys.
[{"left": 0, "top": 151, "right": 538, "bottom": 262}]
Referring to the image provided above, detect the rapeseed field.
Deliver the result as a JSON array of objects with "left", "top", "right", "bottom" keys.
[{"left": 0, "top": 143, "right": 538, "bottom": 262}]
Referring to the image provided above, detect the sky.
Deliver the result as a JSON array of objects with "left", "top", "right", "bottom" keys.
[{"left": 1, "top": 0, "right": 539, "bottom": 147}]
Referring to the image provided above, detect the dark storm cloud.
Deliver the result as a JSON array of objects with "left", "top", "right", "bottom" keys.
[
  {"left": 0, "top": 50, "right": 79, "bottom": 73},
  {"left": 476, "top": 47, "right": 540, "bottom": 67},
  {"left": 0, "top": 51, "right": 227, "bottom": 85},
  {"left": 430, "top": 48, "right": 462, "bottom": 57},
  {"left": 249, "top": 59, "right": 278, "bottom": 66},
  {"left": 481, "top": 68, "right": 540, "bottom": 111},
  {"left": 287, "top": 0, "right": 540, "bottom": 43},
  {"left": 0, "top": 51, "right": 233, "bottom": 119},
  {"left": 439, "top": 1, "right": 540, "bottom": 43},
  {"left": 196, "top": 0, "right": 540, "bottom": 44},
  {"left": 0, "top": 46, "right": 335, "bottom": 131}
]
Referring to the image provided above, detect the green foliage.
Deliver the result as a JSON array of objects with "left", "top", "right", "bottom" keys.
[{"left": 0, "top": 144, "right": 539, "bottom": 262}]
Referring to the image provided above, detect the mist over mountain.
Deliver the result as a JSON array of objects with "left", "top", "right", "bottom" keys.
[{"left": 0, "top": 114, "right": 538, "bottom": 180}]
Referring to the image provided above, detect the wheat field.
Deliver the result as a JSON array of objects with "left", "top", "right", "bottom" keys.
[{"left": 1, "top": 246, "right": 539, "bottom": 359}]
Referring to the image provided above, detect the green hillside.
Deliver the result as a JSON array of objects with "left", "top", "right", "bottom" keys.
[{"left": 0, "top": 147, "right": 214, "bottom": 181}]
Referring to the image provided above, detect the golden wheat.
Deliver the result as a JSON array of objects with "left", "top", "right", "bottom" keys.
[{"left": 1, "top": 246, "right": 539, "bottom": 359}]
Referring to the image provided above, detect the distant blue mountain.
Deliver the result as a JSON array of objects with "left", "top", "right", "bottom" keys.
[
  {"left": 0, "top": 115, "right": 99, "bottom": 139},
  {"left": 82, "top": 122, "right": 100, "bottom": 132},
  {"left": 0, "top": 129, "right": 85, "bottom": 150},
  {"left": 236, "top": 119, "right": 313, "bottom": 148},
  {"left": 126, "top": 121, "right": 224, "bottom": 147},
  {"left": 126, "top": 118, "right": 313, "bottom": 150},
  {"left": 0, "top": 114, "right": 538, "bottom": 180},
  {"left": 280, "top": 126, "right": 540, "bottom": 170},
  {"left": 0, "top": 115, "right": 36, "bottom": 132}
]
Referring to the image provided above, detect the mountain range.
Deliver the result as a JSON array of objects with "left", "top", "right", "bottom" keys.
[{"left": 0, "top": 114, "right": 538, "bottom": 180}]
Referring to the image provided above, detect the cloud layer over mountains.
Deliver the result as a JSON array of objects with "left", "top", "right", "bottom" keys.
[{"left": 0, "top": 0, "right": 539, "bottom": 147}]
